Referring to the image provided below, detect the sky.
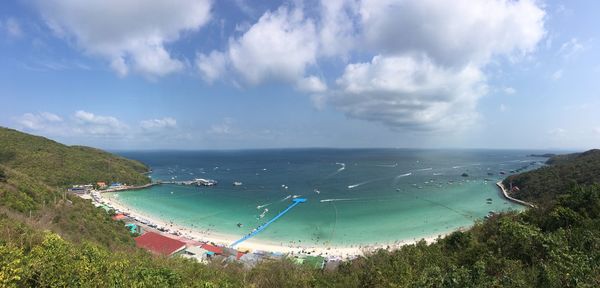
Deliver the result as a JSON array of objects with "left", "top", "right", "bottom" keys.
[{"left": 0, "top": 0, "right": 599, "bottom": 150}]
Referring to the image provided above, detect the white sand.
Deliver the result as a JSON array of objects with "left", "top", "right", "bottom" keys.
[{"left": 98, "top": 191, "right": 449, "bottom": 259}]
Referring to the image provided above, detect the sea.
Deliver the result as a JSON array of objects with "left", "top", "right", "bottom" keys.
[{"left": 109, "top": 149, "right": 551, "bottom": 247}]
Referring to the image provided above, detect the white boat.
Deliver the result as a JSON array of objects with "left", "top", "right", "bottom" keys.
[
  {"left": 194, "top": 178, "right": 218, "bottom": 186},
  {"left": 233, "top": 181, "right": 243, "bottom": 186}
]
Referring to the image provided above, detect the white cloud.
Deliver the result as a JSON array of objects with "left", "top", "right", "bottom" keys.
[
  {"left": 37, "top": 0, "right": 212, "bottom": 77},
  {"left": 317, "top": 0, "right": 358, "bottom": 58},
  {"left": 552, "top": 69, "right": 563, "bottom": 80},
  {"left": 73, "top": 110, "right": 128, "bottom": 135},
  {"left": 16, "top": 111, "right": 126, "bottom": 137},
  {"left": 548, "top": 128, "right": 566, "bottom": 138},
  {"left": 197, "top": 6, "right": 318, "bottom": 85},
  {"left": 332, "top": 55, "right": 486, "bottom": 130},
  {"left": 15, "top": 111, "right": 185, "bottom": 140},
  {"left": 359, "top": 0, "right": 545, "bottom": 67},
  {"left": 499, "top": 104, "right": 507, "bottom": 112},
  {"left": 325, "top": 0, "right": 545, "bottom": 130},
  {"left": 503, "top": 87, "right": 516, "bottom": 95},
  {"left": 194, "top": 0, "right": 545, "bottom": 130},
  {"left": 140, "top": 117, "right": 177, "bottom": 130},
  {"left": 296, "top": 75, "right": 327, "bottom": 93},
  {"left": 2, "top": 18, "right": 22, "bottom": 37},
  {"left": 195, "top": 51, "right": 227, "bottom": 83},
  {"left": 558, "top": 38, "right": 585, "bottom": 59},
  {"left": 16, "top": 112, "right": 62, "bottom": 130},
  {"left": 207, "top": 118, "right": 235, "bottom": 135}
]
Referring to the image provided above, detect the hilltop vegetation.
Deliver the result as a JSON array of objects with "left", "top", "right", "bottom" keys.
[
  {"left": 0, "top": 127, "right": 149, "bottom": 187},
  {"left": 0, "top": 129, "right": 599, "bottom": 287},
  {"left": 504, "top": 149, "right": 600, "bottom": 205},
  {"left": 0, "top": 128, "right": 149, "bottom": 249}
]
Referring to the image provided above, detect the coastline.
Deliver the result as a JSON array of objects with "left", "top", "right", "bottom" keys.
[{"left": 99, "top": 192, "right": 450, "bottom": 259}]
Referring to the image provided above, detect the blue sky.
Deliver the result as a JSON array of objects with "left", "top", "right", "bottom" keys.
[{"left": 1, "top": 0, "right": 599, "bottom": 150}]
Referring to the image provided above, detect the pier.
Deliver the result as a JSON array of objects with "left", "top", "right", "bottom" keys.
[
  {"left": 496, "top": 181, "right": 535, "bottom": 208},
  {"left": 230, "top": 198, "right": 307, "bottom": 248}
]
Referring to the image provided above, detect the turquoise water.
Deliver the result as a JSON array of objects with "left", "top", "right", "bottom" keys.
[{"left": 110, "top": 149, "right": 548, "bottom": 246}]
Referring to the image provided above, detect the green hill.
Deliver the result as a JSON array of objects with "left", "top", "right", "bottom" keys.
[
  {"left": 0, "top": 127, "right": 151, "bottom": 249},
  {"left": 503, "top": 149, "right": 600, "bottom": 205},
  {"left": 0, "top": 127, "right": 150, "bottom": 188}
]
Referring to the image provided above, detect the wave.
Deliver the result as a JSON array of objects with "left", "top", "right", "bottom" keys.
[
  {"left": 433, "top": 172, "right": 443, "bottom": 176},
  {"left": 336, "top": 162, "right": 346, "bottom": 172},
  {"left": 280, "top": 195, "right": 291, "bottom": 201}
]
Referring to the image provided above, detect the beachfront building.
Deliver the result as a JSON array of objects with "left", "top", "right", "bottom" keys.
[
  {"left": 96, "top": 181, "right": 107, "bottom": 189},
  {"left": 181, "top": 246, "right": 212, "bottom": 263},
  {"left": 134, "top": 232, "right": 186, "bottom": 257},
  {"left": 109, "top": 182, "right": 125, "bottom": 189},
  {"left": 112, "top": 213, "right": 127, "bottom": 221},
  {"left": 68, "top": 184, "right": 93, "bottom": 194}
]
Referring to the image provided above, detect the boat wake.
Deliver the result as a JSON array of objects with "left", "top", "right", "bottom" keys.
[
  {"left": 348, "top": 181, "right": 369, "bottom": 189},
  {"left": 375, "top": 163, "right": 398, "bottom": 168},
  {"left": 256, "top": 203, "right": 272, "bottom": 209},
  {"left": 258, "top": 208, "right": 269, "bottom": 219},
  {"left": 280, "top": 195, "right": 292, "bottom": 201},
  {"left": 320, "top": 198, "right": 360, "bottom": 203},
  {"left": 416, "top": 167, "right": 432, "bottom": 171},
  {"left": 395, "top": 172, "right": 412, "bottom": 178},
  {"left": 325, "top": 163, "right": 346, "bottom": 179}
]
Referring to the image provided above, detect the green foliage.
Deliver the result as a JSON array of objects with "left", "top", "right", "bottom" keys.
[
  {"left": 504, "top": 149, "right": 600, "bottom": 205},
  {"left": 0, "top": 127, "right": 150, "bottom": 187}
]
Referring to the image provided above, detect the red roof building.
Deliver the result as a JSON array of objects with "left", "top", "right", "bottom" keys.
[
  {"left": 200, "top": 243, "right": 224, "bottom": 254},
  {"left": 135, "top": 232, "right": 186, "bottom": 256},
  {"left": 112, "top": 213, "right": 126, "bottom": 220}
]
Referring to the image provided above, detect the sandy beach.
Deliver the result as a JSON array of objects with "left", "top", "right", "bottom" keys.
[{"left": 99, "top": 191, "right": 450, "bottom": 259}]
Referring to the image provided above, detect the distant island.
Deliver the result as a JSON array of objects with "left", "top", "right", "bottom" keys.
[
  {"left": 1, "top": 127, "right": 599, "bottom": 287},
  {"left": 527, "top": 153, "right": 557, "bottom": 158}
]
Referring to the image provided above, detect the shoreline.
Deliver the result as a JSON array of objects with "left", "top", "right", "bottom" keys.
[{"left": 98, "top": 192, "right": 452, "bottom": 259}]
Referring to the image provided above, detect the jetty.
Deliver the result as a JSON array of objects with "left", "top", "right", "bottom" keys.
[
  {"left": 496, "top": 181, "right": 535, "bottom": 208},
  {"left": 101, "top": 182, "right": 159, "bottom": 193},
  {"left": 160, "top": 178, "right": 218, "bottom": 186},
  {"left": 230, "top": 198, "right": 307, "bottom": 248}
]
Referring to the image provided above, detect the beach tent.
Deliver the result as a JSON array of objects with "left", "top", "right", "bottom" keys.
[{"left": 125, "top": 223, "right": 138, "bottom": 234}]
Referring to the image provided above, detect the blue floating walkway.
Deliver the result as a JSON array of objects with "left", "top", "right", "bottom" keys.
[{"left": 230, "top": 198, "right": 307, "bottom": 248}]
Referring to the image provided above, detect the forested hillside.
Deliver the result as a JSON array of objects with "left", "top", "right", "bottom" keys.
[
  {"left": 503, "top": 149, "right": 600, "bottom": 205},
  {"left": 0, "top": 127, "right": 149, "bottom": 187}
]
